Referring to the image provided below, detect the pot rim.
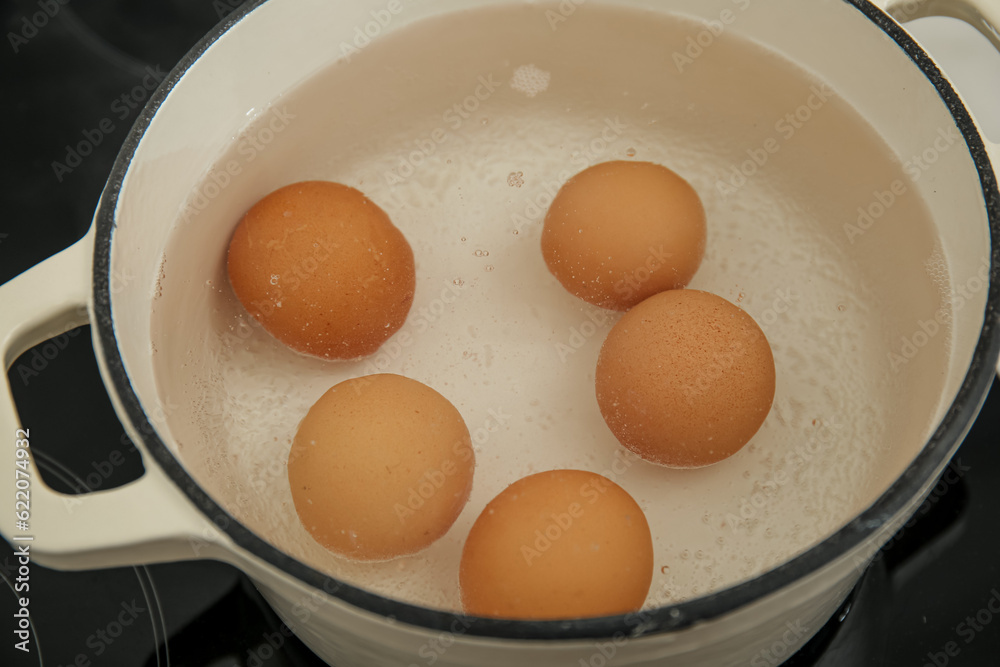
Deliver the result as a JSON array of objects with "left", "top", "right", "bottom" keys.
[{"left": 91, "top": 0, "right": 1000, "bottom": 641}]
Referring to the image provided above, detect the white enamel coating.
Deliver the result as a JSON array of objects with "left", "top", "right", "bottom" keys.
[
  {"left": 878, "top": 0, "right": 1000, "bottom": 51},
  {"left": 0, "top": 229, "right": 221, "bottom": 569},
  {"left": 875, "top": 0, "right": 1000, "bottom": 176},
  {"left": 0, "top": 1, "right": 996, "bottom": 666}
]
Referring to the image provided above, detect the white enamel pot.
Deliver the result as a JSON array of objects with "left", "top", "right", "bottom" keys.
[{"left": 2, "top": 0, "right": 999, "bottom": 665}]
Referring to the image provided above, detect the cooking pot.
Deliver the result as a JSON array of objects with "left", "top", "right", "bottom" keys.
[{"left": 2, "top": 0, "right": 998, "bottom": 665}]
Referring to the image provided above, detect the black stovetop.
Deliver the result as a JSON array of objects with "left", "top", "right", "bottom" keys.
[{"left": 1, "top": 1, "right": 999, "bottom": 665}]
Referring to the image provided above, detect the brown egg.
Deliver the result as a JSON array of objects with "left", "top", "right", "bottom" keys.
[
  {"left": 541, "top": 161, "right": 706, "bottom": 311},
  {"left": 596, "top": 289, "right": 775, "bottom": 468},
  {"left": 227, "top": 181, "right": 415, "bottom": 360},
  {"left": 460, "top": 469, "right": 653, "bottom": 619},
  {"left": 288, "top": 374, "right": 475, "bottom": 561}
]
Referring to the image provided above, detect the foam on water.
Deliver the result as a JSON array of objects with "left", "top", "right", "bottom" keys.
[
  {"left": 509, "top": 64, "right": 552, "bottom": 98},
  {"left": 151, "top": 3, "right": 950, "bottom": 612}
]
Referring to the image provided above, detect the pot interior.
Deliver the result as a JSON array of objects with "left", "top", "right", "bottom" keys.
[{"left": 108, "top": 0, "right": 990, "bottom": 614}]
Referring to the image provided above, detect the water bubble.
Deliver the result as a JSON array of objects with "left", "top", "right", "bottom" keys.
[{"left": 626, "top": 148, "right": 636, "bottom": 157}]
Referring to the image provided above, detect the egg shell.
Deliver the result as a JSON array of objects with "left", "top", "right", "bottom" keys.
[
  {"left": 459, "top": 469, "right": 653, "bottom": 619},
  {"left": 596, "top": 289, "right": 776, "bottom": 468},
  {"left": 227, "top": 181, "right": 415, "bottom": 360},
  {"left": 541, "top": 161, "right": 706, "bottom": 311},
  {"left": 288, "top": 374, "right": 475, "bottom": 561}
]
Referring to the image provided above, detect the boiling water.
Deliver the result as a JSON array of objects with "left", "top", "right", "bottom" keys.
[{"left": 152, "top": 3, "right": 951, "bottom": 611}]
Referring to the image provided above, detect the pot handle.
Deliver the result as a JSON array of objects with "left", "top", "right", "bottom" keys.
[
  {"left": 874, "top": 0, "right": 1000, "bottom": 165},
  {"left": 872, "top": 0, "right": 1000, "bottom": 376},
  {"left": 0, "top": 230, "right": 215, "bottom": 570},
  {"left": 877, "top": 0, "right": 999, "bottom": 50}
]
